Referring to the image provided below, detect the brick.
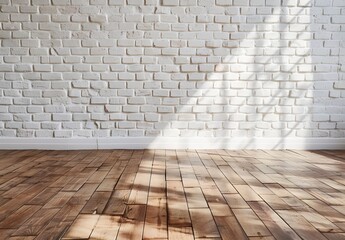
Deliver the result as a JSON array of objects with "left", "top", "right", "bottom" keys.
[
  {"left": 333, "top": 0, "right": 345, "bottom": 6},
  {"left": 333, "top": 17, "right": 345, "bottom": 24},
  {"left": 0, "top": 0, "right": 343, "bottom": 141},
  {"left": 53, "top": 114, "right": 72, "bottom": 121},
  {"left": 162, "top": 0, "right": 179, "bottom": 5}
]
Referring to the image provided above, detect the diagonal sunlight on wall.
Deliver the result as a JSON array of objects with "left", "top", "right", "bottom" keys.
[
  {"left": 0, "top": 0, "right": 344, "bottom": 149},
  {"left": 147, "top": 2, "right": 316, "bottom": 149}
]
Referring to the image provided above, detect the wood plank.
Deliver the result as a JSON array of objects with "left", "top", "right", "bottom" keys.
[
  {"left": 249, "top": 201, "right": 301, "bottom": 240},
  {"left": 28, "top": 187, "right": 61, "bottom": 205},
  {"left": 333, "top": 205, "right": 345, "bottom": 216},
  {"left": 166, "top": 168, "right": 181, "bottom": 181},
  {"left": 190, "top": 208, "right": 220, "bottom": 238},
  {"left": 286, "top": 188, "right": 315, "bottom": 200},
  {"left": 223, "top": 194, "right": 249, "bottom": 209},
  {"left": 277, "top": 210, "right": 328, "bottom": 240},
  {"left": 265, "top": 183, "right": 293, "bottom": 197},
  {"left": 214, "top": 216, "right": 248, "bottom": 240},
  {"left": 2, "top": 183, "right": 30, "bottom": 199},
  {"left": 194, "top": 165, "right": 216, "bottom": 189},
  {"left": 303, "top": 199, "right": 345, "bottom": 222},
  {"left": 202, "top": 187, "right": 227, "bottom": 204},
  {"left": 282, "top": 196, "right": 311, "bottom": 211},
  {"left": 308, "top": 189, "right": 344, "bottom": 205},
  {"left": 0, "top": 205, "right": 41, "bottom": 229},
  {"left": 250, "top": 171, "right": 275, "bottom": 184},
  {"left": 0, "top": 183, "right": 47, "bottom": 221},
  {"left": 207, "top": 167, "right": 237, "bottom": 193},
  {"left": 8, "top": 237, "right": 35, "bottom": 240},
  {"left": 127, "top": 170, "right": 151, "bottom": 205},
  {"left": 249, "top": 236, "right": 275, "bottom": 240},
  {"left": 105, "top": 165, "right": 126, "bottom": 181},
  {"left": 260, "top": 194, "right": 291, "bottom": 210},
  {"left": 209, "top": 201, "right": 233, "bottom": 217},
  {"left": 68, "top": 183, "right": 98, "bottom": 205},
  {"left": 143, "top": 197, "right": 167, "bottom": 239},
  {"left": 115, "top": 172, "right": 137, "bottom": 190},
  {"left": 180, "top": 167, "right": 199, "bottom": 188},
  {"left": 0, "top": 194, "right": 9, "bottom": 207},
  {"left": 148, "top": 170, "right": 166, "bottom": 198},
  {"left": 232, "top": 208, "right": 271, "bottom": 237},
  {"left": 36, "top": 204, "right": 84, "bottom": 240},
  {"left": 210, "top": 154, "right": 228, "bottom": 166},
  {"left": 335, "top": 222, "right": 345, "bottom": 232},
  {"left": 103, "top": 189, "right": 131, "bottom": 216},
  {"left": 168, "top": 226, "right": 194, "bottom": 240},
  {"left": 324, "top": 233, "right": 345, "bottom": 240},
  {"left": 185, "top": 187, "right": 208, "bottom": 209},
  {"left": 0, "top": 229, "right": 15, "bottom": 240},
  {"left": 266, "top": 174, "right": 296, "bottom": 188},
  {"left": 299, "top": 210, "right": 342, "bottom": 233},
  {"left": 97, "top": 178, "right": 118, "bottom": 192},
  {"left": 328, "top": 192, "right": 345, "bottom": 206},
  {"left": 89, "top": 215, "right": 121, "bottom": 240},
  {"left": 81, "top": 191, "right": 111, "bottom": 214},
  {"left": 117, "top": 205, "right": 146, "bottom": 240},
  {"left": 63, "top": 214, "right": 99, "bottom": 239},
  {"left": 43, "top": 192, "right": 75, "bottom": 209},
  {"left": 219, "top": 166, "right": 246, "bottom": 185},
  {"left": 167, "top": 181, "right": 191, "bottom": 227},
  {"left": 202, "top": 187, "right": 233, "bottom": 217},
  {"left": 198, "top": 153, "right": 217, "bottom": 168},
  {"left": 62, "top": 177, "right": 88, "bottom": 192},
  {"left": 13, "top": 208, "right": 60, "bottom": 236},
  {"left": 49, "top": 176, "right": 74, "bottom": 188},
  {"left": 234, "top": 185, "right": 262, "bottom": 202}
]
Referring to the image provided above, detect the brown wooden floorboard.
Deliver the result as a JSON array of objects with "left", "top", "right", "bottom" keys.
[{"left": 0, "top": 150, "right": 345, "bottom": 239}]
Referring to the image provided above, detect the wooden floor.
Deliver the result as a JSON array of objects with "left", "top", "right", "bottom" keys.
[{"left": 1, "top": 150, "right": 345, "bottom": 240}]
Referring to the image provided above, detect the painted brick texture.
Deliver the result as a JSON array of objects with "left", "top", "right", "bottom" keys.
[{"left": 0, "top": 0, "right": 344, "bottom": 139}]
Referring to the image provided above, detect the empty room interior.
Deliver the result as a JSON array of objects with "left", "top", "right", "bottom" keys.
[{"left": 1, "top": 0, "right": 345, "bottom": 239}]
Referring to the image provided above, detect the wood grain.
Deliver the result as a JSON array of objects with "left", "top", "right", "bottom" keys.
[
  {"left": 190, "top": 208, "right": 220, "bottom": 238},
  {"left": 0, "top": 149, "right": 345, "bottom": 240}
]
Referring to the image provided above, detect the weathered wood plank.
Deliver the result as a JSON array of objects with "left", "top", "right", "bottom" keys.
[
  {"left": 167, "top": 181, "right": 191, "bottom": 227},
  {"left": 143, "top": 197, "right": 168, "bottom": 239},
  {"left": 117, "top": 205, "right": 146, "bottom": 240},
  {"left": 0, "top": 150, "right": 345, "bottom": 239},
  {"left": 190, "top": 208, "right": 220, "bottom": 238},
  {"left": 232, "top": 208, "right": 271, "bottom": 237}
]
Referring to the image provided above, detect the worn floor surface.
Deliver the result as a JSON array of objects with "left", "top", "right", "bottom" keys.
[{"left": 1, "top": 149, "right": 345, "bottom": 240}]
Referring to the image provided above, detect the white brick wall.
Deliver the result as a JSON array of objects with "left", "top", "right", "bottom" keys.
[{"left": 0, "top": 0, "right": 344, "bottom": 141}]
